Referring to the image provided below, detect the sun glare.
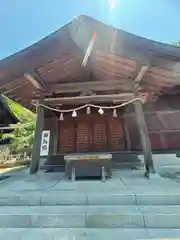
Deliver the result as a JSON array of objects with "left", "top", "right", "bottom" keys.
[{"left": 108, "top": 0, "right": 117, "bottom": 11}]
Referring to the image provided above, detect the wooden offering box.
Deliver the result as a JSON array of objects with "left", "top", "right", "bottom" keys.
[{"left": 64, "top": 153, "right": 112, "bottom": 181}]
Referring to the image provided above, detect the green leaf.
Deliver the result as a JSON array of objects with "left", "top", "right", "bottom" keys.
[{"left": 2, "top": 97, "right": 36, "bottom": 154}]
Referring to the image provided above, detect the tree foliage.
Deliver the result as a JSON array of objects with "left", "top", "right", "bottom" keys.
[
  {"left": 173, "top": 41, "right": 180, "bottom": 46},
  {"left": 2, "top": 97, "right": 36, "bottom": 154}
]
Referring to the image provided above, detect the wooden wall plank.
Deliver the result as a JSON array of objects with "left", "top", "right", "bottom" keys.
[{"left": 58, "top": 113, "right": 126, "bottom": 153}]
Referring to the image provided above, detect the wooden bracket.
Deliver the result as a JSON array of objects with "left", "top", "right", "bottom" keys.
[{"left": 24, "top": 72, "right": 47, "bottom": 91}]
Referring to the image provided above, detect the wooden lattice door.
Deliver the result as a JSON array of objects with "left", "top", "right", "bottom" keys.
[
  {"left": 59, "top": 120, "right": 75, "bottom": 153},
  {"left": 91, "top": 117, "right": 108, "bottom": 151},
  {"left": 76, "top": 119, "right": 92, "bottom": 152},
  {"left": 59, "top": 113, "right": 126, "bottom": 153},
  {"left": 108, "top": 117, "right": 125, "bottom": 151}
]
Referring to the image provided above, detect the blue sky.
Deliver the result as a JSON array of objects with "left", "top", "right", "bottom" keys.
[{"left": 0, "top": 0, "right": 180, "bottom": 60}]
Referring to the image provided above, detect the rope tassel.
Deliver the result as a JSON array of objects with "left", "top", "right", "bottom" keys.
[
  {"left": 113, "top": 109, "right": 117, "bottom": 118},
  {"left": 98, "top": 108, "right": 104, "bottom": 115},
  {"left": 86, "top": 106, "right": 91, "bottom": 114},
  {"left": 59, "top": 113, "right": 64, "bottom": 121},
  {"left": 72, "top": 110, "right": 77, "bottom": 118}
]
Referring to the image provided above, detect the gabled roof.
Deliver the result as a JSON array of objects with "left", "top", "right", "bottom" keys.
[
  {"left": 1, "top": 15, "right": 180, "bottom": 75},
  {"left": 0, "top": 15, "right": 180, "bottom": 110}
]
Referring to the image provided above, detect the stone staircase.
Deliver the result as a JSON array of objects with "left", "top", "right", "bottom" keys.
[{"left": 1, "top": 171, "right": 180, "bottom": 239}]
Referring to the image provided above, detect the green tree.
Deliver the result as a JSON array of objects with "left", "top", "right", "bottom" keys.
[
  {"left": 173, "top": 41, "right": 180, "bottom": 46},
  {"left": 2, "top": 97, "right": 36, "bottom": 154}
]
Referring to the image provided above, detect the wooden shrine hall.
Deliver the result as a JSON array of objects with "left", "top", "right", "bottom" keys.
[{"left": 0, "top": 15, "right": 180, "bottom": 178}]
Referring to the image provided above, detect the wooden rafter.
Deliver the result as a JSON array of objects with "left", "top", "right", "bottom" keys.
[
  {"left": 24, "top": 72, "right": 46, "bottom": 90},
  {"left": 134, "top": 66, "right": 149, "bottom": 83},
  {"left": 95, "top": 50, "right": 137, "bottom": 68},
  {"left": 93, "top": 68, "right": 128, "bottom": 79},
  {"left": 92, "top": 62, "right": 136, "bottom": 77},
  {"left": 4, "top": 82, "right": 27, "bottom": 95},
  {"left": 0, "top": 78, "right": 22, "bottom": 91}
]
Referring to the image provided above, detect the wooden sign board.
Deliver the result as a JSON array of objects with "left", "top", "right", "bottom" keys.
[{"left": 40, "top": 130, "right": 50, "bottom": 156}]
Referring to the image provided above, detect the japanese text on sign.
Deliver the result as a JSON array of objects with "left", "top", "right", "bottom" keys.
[{"left": 40, "top": 130, "right": 50, "bottom": 156}]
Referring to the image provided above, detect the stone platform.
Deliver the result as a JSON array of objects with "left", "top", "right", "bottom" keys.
[{"left": 1, "top": 168, "right": 180, "bottom": 239}]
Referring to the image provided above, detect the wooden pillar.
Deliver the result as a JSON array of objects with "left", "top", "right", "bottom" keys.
[
  {"left": 29, "top": 102, "right": 44, "bottom": 174},
  {"left": 123, "top": 115, "right": 131, "bottom": 151},
  {"left": 52, "top": 116, "right": 59, "bottom": 154},
  {"left": 134, "top": 99, "right": 155, "bottom": 177}
]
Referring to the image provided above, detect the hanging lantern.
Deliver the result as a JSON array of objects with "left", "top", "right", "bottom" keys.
[
  {"left": 72, "top": 110, "right": 77, "bottom": 118},
  {"left": 86, "top": 106, "right": 91, "bottom": 115},
  {"left": 59, "top": 113, "right": 64, "bottom": 121},
  {"left": 98, "top": 108, "right": 104, "bottom": 115},
  {"left": 113, "top": 108, "right": 117, "bottom": 118}
]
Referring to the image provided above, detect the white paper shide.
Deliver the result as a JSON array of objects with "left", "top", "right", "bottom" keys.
[{"left": 40, "top": 130, "right": 50, "bottom": 156}]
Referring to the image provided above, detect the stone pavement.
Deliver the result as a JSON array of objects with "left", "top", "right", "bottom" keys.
[
  {"left": 1, "top": 167, "right": 180, "bottom": 238},
  {"left": 1, "top": 228, "right": 180, "bottom": 240}
]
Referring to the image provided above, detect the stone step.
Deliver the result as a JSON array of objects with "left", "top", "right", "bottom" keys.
[
  {"left": 1, "top": 205, "right": 180, "bottom": 228},
  {"left": 1, "top": 228, "right": 180, "bottom": 239},
  {"left": 1, "top": 191, "right": 180, "bottom": 206}
]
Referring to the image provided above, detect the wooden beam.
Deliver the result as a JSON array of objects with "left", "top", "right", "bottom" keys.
[
  {"left": 132, "top": 65, "right": 155, "bottom": 177},
  {"left": 79, "top": 90, "right": 95, "bottom": 96},
  {"left": 6, "top": 94, "right": 29, "bottom": 104},
  {"left": 24, "top": 72, "right": 46, "bottom": 90},
  {"left": 40, "top": 93, "right": 135, "bottom": 105},
  {"left": 133, "top": 99, "right": 155, "bottom": 177},
  {"left": 0, "top": 78, "right": 22, "bottom": 91},
  {"left": 4, "top": 82, "right": 27, "bottom": 94},
  {"left": 49, "top": 79, "right": 132, "bottom": 93},
  {"left": 29, "top": 100, "right": 44, "bottom": 174},
  {"left": 52, "top": 117, "right": 59, "bottom": 154},
  {"left": 134, "top": 66, "right": 149, "bottom": 83},
  {"left": 12, "top": 97, "right": 24, "bottom": 102},
  {"left": 123, "top": 119, "right": 131, "bottom": 150}
]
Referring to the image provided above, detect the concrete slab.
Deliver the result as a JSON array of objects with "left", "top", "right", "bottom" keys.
[
  {"left": 0, "top": 228, "right": 87, "bottom": 240},
  {"left": 0, "top": 228, "right": 23, "bottom": 240},
  {"left": 30, "top": 214, "right": 86, "bottom": 228},
  {"left": 0, "top": 206, "right": 87, "bottom": 227},
  {"left": 144, "top": 214, "right": 180, "bottom": 229},
  {"left": 2, "top": 190, "right": 180, "bottom": 206},
  {"left": 0, "top": 215, "right": 31, "bottom": 228},
  {"left": 0, "top": 205, "right": 85, "bottom": 227},
  {"left": 0, "top": 176, "right": 57, "bottom": 192},
  {"left": 0, "top": 206, "right": 86, "bottom": 214},
  {"left": 1, "top": 228, "right": 180, "bottom": 240},
  {"left": 86, "top": 206, "right": 144, "bottom": 228},
  {"left": 87, "top": 193, "right": 136, "bottom": 205},
  {"left": 53, "top": 179, "right": 127, "bottom": 191},
  {"left": 25, "top": 228, "right": 87, "bottom": 240},
  {"left": 0, "top": 194, "right": 41, "bottom": 206},
  {"left": 2, "top": 169, "right": 180, "bottom": 231},
  {"left": 86, "top": 213, "right": 144, "bottom": 228},
  {"left": 140, "top": 206, "right": 180, "bottom": 228},
  {"left": 40, "top": 193, "right": 87, "bottom": 205},
  {"left": 139, "top": 205, "right": 180, "bottom": 214},
  {"left": 0, "top": 168, "right": 179, "bottom": 193},
  {"left": 0, "top": 205, "right": 144, "bottom": 228},
  {"left": 147, "top": 229, "right": 180, "bottom": 238},
  {"left": 136, "top": 193, "right": 180, "bottom": 205},
  {"left": 0, "top": 228, "right": 150, "bottom": 240},
  {"left": 85, "top": 228, "right": 149, "bottom": 239},
  {"left": 1, "top": 169, "right": 180, "bottom": 207}
]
